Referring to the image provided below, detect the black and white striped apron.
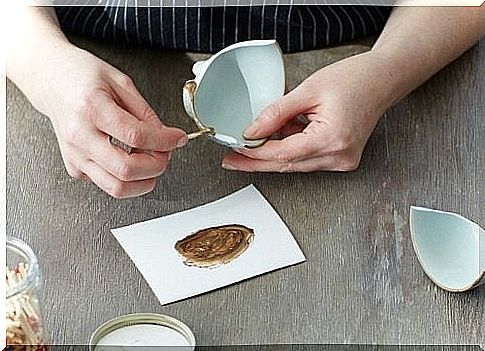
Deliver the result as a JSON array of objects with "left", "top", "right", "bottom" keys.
[{"left": 56, "top": 5, "right": 392, "bottom": 53}]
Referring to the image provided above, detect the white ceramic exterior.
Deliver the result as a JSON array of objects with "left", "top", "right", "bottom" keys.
[
  {"left": 410, "top": 206, "right": 485, "bottom": 292},
  {"left": 183, "top": 40, "right": 285, "bottom": 149}
]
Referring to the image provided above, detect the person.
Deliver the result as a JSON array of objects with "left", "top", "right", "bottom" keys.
[{"left": 6, "top": 3, "right": 484, "bottom": 198}]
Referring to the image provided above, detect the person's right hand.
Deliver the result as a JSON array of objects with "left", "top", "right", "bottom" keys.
[{"left": 29, "top": 47, "right": 188, "bottom": 198}]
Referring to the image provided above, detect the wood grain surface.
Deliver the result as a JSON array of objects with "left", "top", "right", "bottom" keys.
[{"left": 6, "top": 34, "right": 484, "bottom": 346}]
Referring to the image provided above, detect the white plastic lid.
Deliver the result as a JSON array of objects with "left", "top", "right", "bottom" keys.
[{"left": 94, "top": 323, "right": 194, "bottom": 351}]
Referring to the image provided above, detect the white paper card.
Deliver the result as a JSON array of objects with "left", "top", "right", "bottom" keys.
[{"left": 111, "top": 184, "right": 306, "bottom": 305}]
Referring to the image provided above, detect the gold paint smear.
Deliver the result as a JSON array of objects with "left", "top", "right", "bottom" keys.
[{"left": 174, "top": 224, "right": 254, "bottom": 268}]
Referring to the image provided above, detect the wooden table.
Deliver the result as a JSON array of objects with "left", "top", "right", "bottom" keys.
[{"left": 6, "top": 34, "right": 484, "bottom": 346}]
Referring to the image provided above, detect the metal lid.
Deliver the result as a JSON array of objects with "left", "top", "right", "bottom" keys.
[{"left": 90, "top": 313, "right": 195, "bottom": 351}]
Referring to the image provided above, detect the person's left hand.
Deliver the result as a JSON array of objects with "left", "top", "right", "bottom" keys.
[{"left": 221, "top": 51, "right": 395, "bottom": 172}]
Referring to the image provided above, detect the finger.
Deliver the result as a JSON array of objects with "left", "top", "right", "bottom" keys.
[
  {"left": 91, "top": 93, "right": 187, "bottom": 151},
  {"left": 281, "top": 156, "right": 359, "bottom": 172},
  {"left": 58, "top": 144, "right": 91, "bottom": 181},
  {"left": 244, "top": 85, "right": 311, "bottom": 139},
  {"left": 222, "top": 153, "right": 354, "bottom": 173},
  {"left": 110, "top": 74, "right": 161, "bottom": 123},
  {"left": 222, "top": 152, "right": 298, "bottom": 172},
  {"left": 85, "top": 132, "right": 171, "bottom": 181},
  {"left": 82, "top": 160, "right": 157, "bottom": 198},
  {"left": 238, "top": 127, "right": 320, "bottom": 163},
  {"left": 65, "top": 162, "right": 87, "bottom": 180},
  {"left": 80, "top": 173, "right": 91, "bottom": 181},
  {"left": 276, "top": 118, "right": 307, "bottom": 138}
]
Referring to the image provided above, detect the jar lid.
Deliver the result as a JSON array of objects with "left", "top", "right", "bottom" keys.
[{"left": 90, "top": 313, "right": 195, "bottom": 351}]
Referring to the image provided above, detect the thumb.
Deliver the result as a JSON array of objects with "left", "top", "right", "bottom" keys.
[
  {"left": 153, "top": 124, "right": 188, "bottom": 151},
  {"left": 244, "top": 85, "right": 308, "bottom": 140}
]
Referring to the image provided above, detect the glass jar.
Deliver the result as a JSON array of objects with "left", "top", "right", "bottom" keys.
[{"left": 6, "top": 236, "right": 47, "bottom": 349}]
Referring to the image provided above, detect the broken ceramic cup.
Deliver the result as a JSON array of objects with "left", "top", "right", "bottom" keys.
[
  {"left": 410, "top": 206, "right": 485, "bottom": 292},
  {"left": 182, "top": 40, "right": 285, "bottom": 149}
]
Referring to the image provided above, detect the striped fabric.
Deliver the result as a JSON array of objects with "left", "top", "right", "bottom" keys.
[{"left": 56, "top": 4, "right": 392, "bottom": 53}]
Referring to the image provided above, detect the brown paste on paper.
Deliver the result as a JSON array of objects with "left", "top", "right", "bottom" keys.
[{"left": 174, "top": 225, "right": 254, "bottom": 268}]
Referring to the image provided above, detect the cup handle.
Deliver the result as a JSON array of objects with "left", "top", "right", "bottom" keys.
[{"left": 182, "top": 80, "right": 215, "bottom": 140}]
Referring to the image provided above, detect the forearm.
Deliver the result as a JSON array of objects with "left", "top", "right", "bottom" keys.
[
  {"left": 6, "top": 6, "right": 75, "bottom": 100},
  {"left": 371, "top": 5, "right": 484, "bottom": 108}
]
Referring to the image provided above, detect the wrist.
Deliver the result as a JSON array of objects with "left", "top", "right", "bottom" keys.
[
  {"left": 364, "top": 48, "right": 413, "bottom": 111},
  {"left": 8, "top": 37, "right": 79, "bottom": 115},
  {"left": 6, "top": 6, "right": 74, "bottom": 101}
]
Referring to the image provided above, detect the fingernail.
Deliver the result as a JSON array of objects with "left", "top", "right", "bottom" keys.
[
  {"left": 244, "top": 121, "right": 259, "bottom": 138},
  {"left": 222, "top": 163, "right": 237, "bottom": 171},
  {"left": 176, "top": 135, "right": 188, "bottom": 148}
]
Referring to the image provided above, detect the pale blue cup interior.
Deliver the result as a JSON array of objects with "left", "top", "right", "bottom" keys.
[{"left": 194, "top": 44, "right": 284, "bottom": 148}]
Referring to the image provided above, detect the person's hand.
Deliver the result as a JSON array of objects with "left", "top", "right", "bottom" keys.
[
  {"left": 31, "top": 47, "right": 187, "bottom": 198},
  {"left": 221, "top": 51, "right": 394, "bottom": 173}
]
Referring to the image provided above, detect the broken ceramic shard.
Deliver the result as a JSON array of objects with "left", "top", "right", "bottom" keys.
[
  {"left": 182, "top": 40, "right": 285, "bottom": 149},
  {"left": 174, "top": 224, "right": 254, "bottom": 268},
  {"left": 410, "top": 206, "right": 485, "bottom": 292}
]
